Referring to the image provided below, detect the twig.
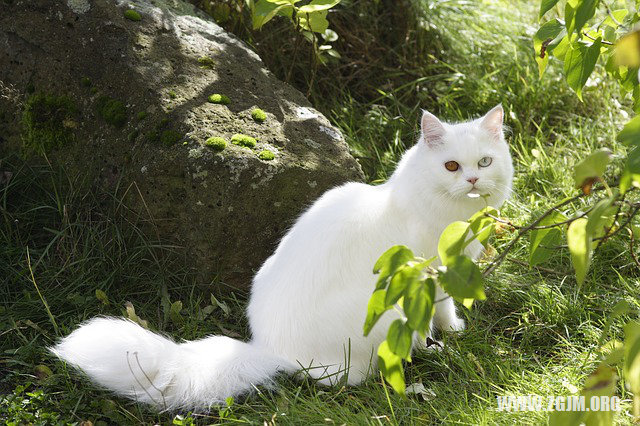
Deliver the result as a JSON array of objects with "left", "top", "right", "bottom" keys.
[
  {"left": 628, "top": 227, "right": 640, "bottom": 270},
  {"left": 595, "top": 191, "right": 628, "bottom": 249},
  {"left": 603, "top": 3, "right": 624, "bottom": 28},
  {"left": 486, "top": 206, "right": 593, "bottom": 231},
  {"left": 483, "top": 193, "right": 583, "bottom": 276},
  {"left": 582, "top": 31, "right": 614, "bottom": 46},
  {"left": 595, "top": 205, "right": 640, "bottom": 245}
]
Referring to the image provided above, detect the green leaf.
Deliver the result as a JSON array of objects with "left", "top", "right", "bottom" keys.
[
  {"left": 298, "top": 0, "right": 340, "bottom": 13},
  {"left": 624, "top": 322, "right": 640, "bottom": 419},
  {"left": 373, "top": 245, "right": 414, "bottom": 290},
  {"left": 620, "top": 146, "right": 640, "bottom": 193},
  {"left": 298, "top": 10, "right": 329, "bottom": 33},
  {"left": 252, "top": 0, "right": 293, "bottom": 30},
  {"left": 529, "top": 211, "right": 566, "bottom": 266},
  {"left": 438, "top": 256, "right": 485, "bottom": 309},
  {"left": 617, "top": 114, "right": 640, "bottom": 145},
  {"left": 539, "top": 0, "right": 559, "bottom": 18},
  {"left": 403, "top": 278, "right": 435, "bottom": 336},
  {"left": 586, "top": 196, "right": 615, "bottom": 239},
  {"left": 377, "top": 340, "right": 405, "bottom": 396},
  {"left": 468, "top": 207, "right": 498, "bottom": 247},
  {"left": 364, "top": 289, "right": 388, "bottom": 336},
  {"left": 551, "top": 364, "right": 616, "bottom": 426},
  {"left": 534, "top": 18, "right": 564, "bottom": 77},
  {"left": 601, "top": 339, "right": 625, "bottom": 366},
  {"left": 385, "top": 264, "right": 421, "bottom": 306},
  {"left": 573, "top": 0, "right": 599, "bottom": 36},
  {"left": 564, "top": 0, "right": 578, "bottom": 35},
  {"left": 322, "top": 28, "right": 338, "bottom": 42},
  {"left": 95, "top": 289, "right": 109, "bottom": 305},
  {"left": 170, "top": 300, "right": 183, "bottom": 324},
  {"left": 386, "top": 319, "right": 413, "bottom": 358},
  {"left": 624, "top": 321, "right": 640, "bottom": 393},
  {"left": 598, "top": 300, "right": 631, "bottom": 346},
  {"left": 564, "top": 37, "right": 602, "bottom": 100},
  {"left": 438, "top": 221, "right": 471, "bottom": 265},
  {"left": 567, "top": 217, "right": 592, "bottom": 285},
  {"left": 549, "top": 33, "right": 572, "bottom": 61},
  {"left": 573, "top": 148, "right": 612, "bottom": 191},
  {"left": 603, "top": 9, "right": 628, "bottom": 28},
  {"left": 615, "top": 30, "right": 640, "bottom": 68}
]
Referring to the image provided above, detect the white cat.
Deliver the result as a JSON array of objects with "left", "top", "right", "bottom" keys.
[{"left": 51, "top": 105, "right": 513, "bottom": 411}]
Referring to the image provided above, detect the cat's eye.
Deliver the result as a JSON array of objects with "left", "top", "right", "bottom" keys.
[
  {"left": 478, "top": 157, "right": 492, "bottom": 167},
  {"left": 444, "top": 161, "right": 459, "bottom": 172}
]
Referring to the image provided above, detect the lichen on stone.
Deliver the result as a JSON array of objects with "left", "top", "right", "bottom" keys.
[
  {"left": 251, "top": 108, "right": 266, "bottom": 123},
  {"left": 96, "top": 96, "right": 127, "bottom": 127},
  {"left": 124, "top": 9, "right": 142, "bottom": 21},
  {"left": 197, "top": 56, "right": 215, "bottom": 69},
  {"left": 21, "top": 93, "right": 77, "bottom": 155},
  {"left": 66, "top": 0, "right": 90, "bottom": 14},
  {"left": 208, "top": 93, "right": 230, "bottom": 105},
  {"left": 257, "top": 150, "right": 274, "bottom": 161},
  {"left": 168, "top": 90, "right": 177, "bottom": 99},
  {"left": 231, "top": 134, "right": 256, "bottom": 148},
  {"left": 205, "top": 136, "right": 227, "bottom": 151}
]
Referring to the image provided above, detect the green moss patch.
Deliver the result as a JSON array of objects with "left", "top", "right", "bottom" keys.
[
  {"left": 231, "top": 134, "right": 256, "bottom": 148},
  {"left": 124, "top": 9, "right": 142, "bottom": 21},
  {"left": 168, "top": 90, "right": 177, "bottom": 99},
  {"left": 21, "top": 93, "right": 77, "bottom": 155},
  {"left": 160, "top": 130, "right": 182, "bottom": 146},
  {"left": 80, "top": 77, "right": 92, "bottom": 88},
  {"left": 257, "top": 150, "right": 275, "bottom": 161},
  {"left": 205, "top": 137, "right": 227, "bottom": 151},
  {"left": 251, "top": 108, "right": 266, "bottom": 123},
  {"left": 198, "top": 56, "right": 215, "bottom": 69},
  {"left": 137, "top": 111, "right": 148, "bottom": 121},
  {"left": 96, "top": 96, "right": 127, "bottom": 128},
  {"left": 208, "top": 94, "right": 230, "bottom": 105}
]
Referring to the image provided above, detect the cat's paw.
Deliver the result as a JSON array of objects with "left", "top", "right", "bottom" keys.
[{"left": 442, "top": 316, "right": 465, "bottom": 332}]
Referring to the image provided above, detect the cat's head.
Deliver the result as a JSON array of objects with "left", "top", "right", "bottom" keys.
[{"left": 416, "top": 104, "right": 513, "bottom": 207}]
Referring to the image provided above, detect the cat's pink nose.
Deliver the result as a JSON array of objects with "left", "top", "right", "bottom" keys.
[{"left": 467, "top": 177, "right": 478, "bottom": 185}]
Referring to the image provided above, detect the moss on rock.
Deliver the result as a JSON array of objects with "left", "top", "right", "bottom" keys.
[
  {"left": 205, "top": 136, "right": 227, "bottom": 151},
  {"left": 124, "top": 9, "right": 142, "bottom": 21},
  {"left": 231, "top": 133, "right": 256, "bottom": 148},
  {"left": 257, "top": 150, "right": 274, "bottom": 161},
  {"left": 251, "top": 108, "right": 266, "bottom": 123},
  {"left": 197, "top": 56, "right": 215, "bottom": 69},
  {"left": 208, "top": 93, "right": 230, "bottom": 105},
  {"left": 160, "top": 130, "right": 182, "bottom": 146},
  {"left": 96, "top": 96, "right": 127, "bottom": 127},
  {"left": 21, "top": 93, "right": 77, "bottom": 155}
]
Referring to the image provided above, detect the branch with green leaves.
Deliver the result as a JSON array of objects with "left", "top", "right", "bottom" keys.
[{"left": 251, "top": 0, "right": 342, "bottom": 70}]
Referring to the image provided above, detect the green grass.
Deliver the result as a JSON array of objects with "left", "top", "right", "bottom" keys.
[{"left": 1, "top": 0, "right": 639, "bottom": 424}]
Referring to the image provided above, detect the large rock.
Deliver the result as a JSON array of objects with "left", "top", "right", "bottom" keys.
[{"left": 0, "top": 0, "right": 363, "bottom": 289}]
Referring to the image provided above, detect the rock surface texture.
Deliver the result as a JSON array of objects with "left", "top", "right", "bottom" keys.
[{"left": 0, "top": 0, "right": 363, "bottom": 288}]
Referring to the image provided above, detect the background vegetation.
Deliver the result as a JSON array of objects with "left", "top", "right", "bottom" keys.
[{"left": 1, "top": 0, "right": 637, "bottom": 424}]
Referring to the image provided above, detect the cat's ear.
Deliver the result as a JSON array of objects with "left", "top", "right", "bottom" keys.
[
  {"left": 421, "top": 110, "right": 446, "bottom": 146},
  {"left": 480, "top": 104, "right": 504, "bottom": 141}
]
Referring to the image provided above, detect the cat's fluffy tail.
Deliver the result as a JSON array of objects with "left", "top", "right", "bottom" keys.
[{"left": 50, "top": 317, "right": 293, "bottom": 411}]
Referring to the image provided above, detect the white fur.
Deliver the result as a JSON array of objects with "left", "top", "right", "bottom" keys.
[{"left": 51, "top": 106, "right": 513, "bottom": 410}]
